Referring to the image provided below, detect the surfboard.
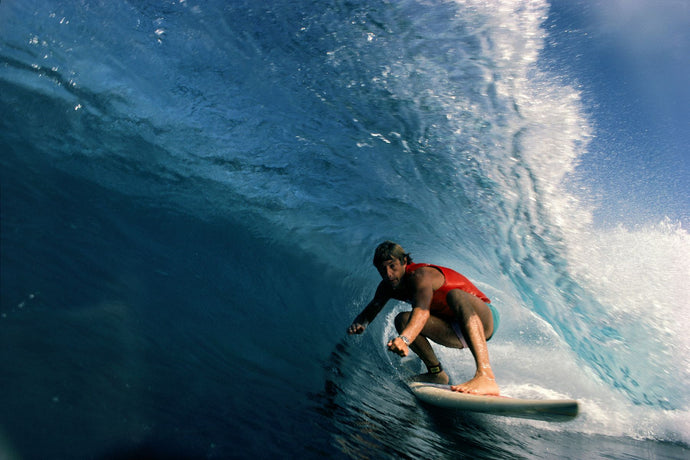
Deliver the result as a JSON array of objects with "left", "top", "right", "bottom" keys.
[{"left": 408, "top": 382, "right": 579, "bottom": 422}]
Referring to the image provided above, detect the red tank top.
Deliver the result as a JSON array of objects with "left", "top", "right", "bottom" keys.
[{"left": 404, "top": 263, "right": 491, "bottom": 320}]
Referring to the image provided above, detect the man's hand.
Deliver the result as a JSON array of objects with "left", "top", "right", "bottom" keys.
[
  {"left": 347, "top": 322, "right": 366, "bottom": 334},
  {"left": 387, "top": 337, "right": 409, "bottom": 357}
]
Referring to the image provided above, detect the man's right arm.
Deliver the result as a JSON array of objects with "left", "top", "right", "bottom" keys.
[{"left": 348, "top": 283, "right": 390, "bottom": 334}]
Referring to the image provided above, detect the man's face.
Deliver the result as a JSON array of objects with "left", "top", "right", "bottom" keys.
[{"left": 377, "top": 257, "right": 406, "bottom": 289}]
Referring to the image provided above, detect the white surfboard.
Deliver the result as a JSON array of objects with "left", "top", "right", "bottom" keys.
[{"left": 409, "top": 382, "right": 579, "bottom": 422}]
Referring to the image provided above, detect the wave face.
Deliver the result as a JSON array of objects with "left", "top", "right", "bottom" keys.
[{"left": 1, "top": 0, "right": 688, "bottom": 458}]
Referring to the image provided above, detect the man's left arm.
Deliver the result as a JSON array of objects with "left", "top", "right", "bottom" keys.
[{"left": 387, "top": 272, "right": 434, "bottom": 356}]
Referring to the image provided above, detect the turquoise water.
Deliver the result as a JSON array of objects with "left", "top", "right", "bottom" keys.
[{"left": 1, "top": 0, "right": 688, "bottom": 458}]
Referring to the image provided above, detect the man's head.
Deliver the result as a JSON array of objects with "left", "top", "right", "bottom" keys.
[
  {"left": 372, "top": 241, "right": 411, "bottom": 268},
  {"left": 373, "top": 241, "right": 412, "bottom": 289}
]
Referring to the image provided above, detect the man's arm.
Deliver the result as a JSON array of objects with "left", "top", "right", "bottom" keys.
[
  {"left": 348, "top": 283, "right": 390, "bottom": 334},
  {"left": 387, "top": 269, "right": 434, "bottom": 356}
]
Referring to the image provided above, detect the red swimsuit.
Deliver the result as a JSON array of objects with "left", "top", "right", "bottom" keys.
[{"left": 402, "top": 263, "right": 491, "bottom": 320}]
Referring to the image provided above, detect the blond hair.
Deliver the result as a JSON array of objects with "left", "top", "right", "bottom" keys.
[{"left": 372, "top": 241, "right": 412, "bottom": 267}]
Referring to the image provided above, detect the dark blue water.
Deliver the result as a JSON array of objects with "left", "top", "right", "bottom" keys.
[{"left": 2, "top": 1, "right": 688, "bottom": 458}]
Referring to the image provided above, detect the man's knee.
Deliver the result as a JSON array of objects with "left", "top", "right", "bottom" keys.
[
  {"left": 446, "top": 289, "right": 477, "bottom": 316},
  {"left": 394, "top": 311, "right": 411, "bottom": 333},
  {"left": 446, "top": 289, "right": 493, "bottom": 337}
]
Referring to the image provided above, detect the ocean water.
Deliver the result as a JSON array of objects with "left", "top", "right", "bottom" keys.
[{"left": 1, "top": 0, "right": 688, "bottom": 459}]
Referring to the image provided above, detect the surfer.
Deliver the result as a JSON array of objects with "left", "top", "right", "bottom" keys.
[{"left": 348, "top": 241, "right": 500, "bottom": 396}]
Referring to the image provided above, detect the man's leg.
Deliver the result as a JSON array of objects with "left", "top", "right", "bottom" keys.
[
  {"left": 446, "top": 289, "right": 499, "bottom": 395},
  {"left": 394, "top": 311, "right": 464, "bottom": 384}
]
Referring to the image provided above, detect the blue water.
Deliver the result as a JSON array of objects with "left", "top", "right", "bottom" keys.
[{"left": 1, "top": 0, "right": 689, "bottom": 459}]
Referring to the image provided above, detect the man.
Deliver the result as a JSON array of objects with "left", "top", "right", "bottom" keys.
[{"left": 348, "top": 241, "right": 500, "bottom": 395}]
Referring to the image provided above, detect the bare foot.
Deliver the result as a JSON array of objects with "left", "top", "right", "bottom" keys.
[
  {"left": 410, "top": 370, "right": 450, "bottom": 385},
  {"left": 450, "top": 374, "right": 499, "bottom": 396}
]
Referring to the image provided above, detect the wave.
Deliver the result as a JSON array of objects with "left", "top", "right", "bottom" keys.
[{"left": 2, "top": 0, "right": 688, "bottom": 454}]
